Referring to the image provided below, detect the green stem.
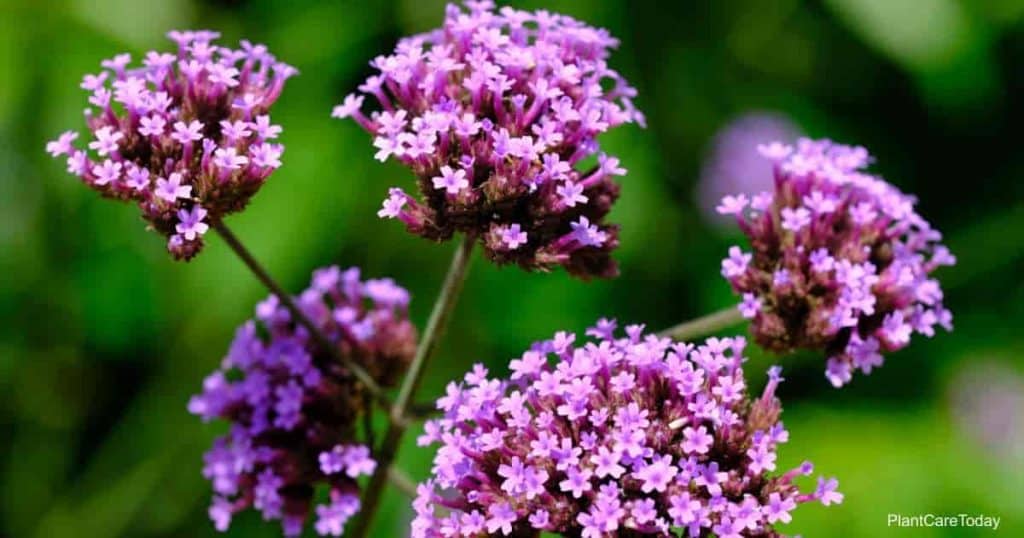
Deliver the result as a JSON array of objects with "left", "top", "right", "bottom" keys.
[
  {"left": 212, "top": 220, "right": 385, "bottom": 400},
  {"left": 387, "top": 467, "right": 418, "bottom": 498},
  {"left": 350, "top": 235, "right": 475, "bottom": 537},
  {"left": 362, "top": 393, "right": 375, "bottom": 450},
  {"left": 659, "top": 306, "right": 745, "bottom": 341}
]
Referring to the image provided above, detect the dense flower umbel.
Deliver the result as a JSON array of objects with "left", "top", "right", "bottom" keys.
[
  {"left": 412, "top": 321, "right": 840, "bottom": 537},
  {"left": 189, "top": 266, "right": 417, "bottom": 536},
  {"left": 718, "top": 138, "right": 955, "bottom": 387},
  {"left": 45, "top": 30, "right": 295, "bottom": 260},
  {"left": 333, "top": 1, "right": 643, "bottom": 279}
]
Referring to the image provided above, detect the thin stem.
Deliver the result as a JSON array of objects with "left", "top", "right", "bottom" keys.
[
  {"left": 350, "top": 235, "right": 475, "bottom": 537},
  {"left": 212, "top": 220, "right": 385, "bottom": 400},
  {"left": 390, "top": 235, "right": 475, "bottom": 418},
  {"left": 362, "top": 393, "right": 375, "bottom": 450},
  {"left": 659, "top": 305, "right": 745, "bottom": 341},
  {"left": 371, "top": 398, "right": 438, "bottom": 427},
  {"left": 387, "top": 467, "right": 418, "bottom": 498}
]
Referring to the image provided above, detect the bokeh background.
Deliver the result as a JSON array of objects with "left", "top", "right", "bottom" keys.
[{"left": 2, "top": 0, "right": 1023, "bottom": 536}]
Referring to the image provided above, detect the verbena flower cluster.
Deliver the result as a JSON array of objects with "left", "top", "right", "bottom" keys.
[
  {"left": 189, "top": 266, "right": 417, "bottom": 535},
  {"left": 412, "top": 321, "right": 840, "bottom": 537},
  {"left": 333, "top": 1, "right": 644, "bottom": 279},
  {"left": 718, "top": 138, "right": 955, "bottom": 387},
  {"left": 45, "top": 30, "right": 295, "bottom": 260}
]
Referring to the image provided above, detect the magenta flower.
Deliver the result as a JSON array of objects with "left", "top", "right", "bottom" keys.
[
  {"left": 497, "top": 223, "right": 528, "bottom": 250},
  {"left": 45, "top": 30, "right": 295, "bottom": 260},
  {"left": 189, "top": 266, "right": 418, "bottom": 536},
  {"left": 334, "top": 2, "right": 644, "bottom": 279},
  {"left": 155, "top": 172, "right": 191, "bottom": 203},
  {"left": 431, "top": 165, "right": 469, "bottom": 195},
  {"left": 719, "top": 138, "right": 955, "bottom": 387},
  {"left": 412, "top": 323, "right": 839, "bottom": 537},
  {"left": 175, "top": 206, "right": 209, "bottom": 241}
]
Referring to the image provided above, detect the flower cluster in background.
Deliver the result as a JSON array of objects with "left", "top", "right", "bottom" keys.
[
  {"left": 718, "top": 138, "right": 955, "bottom": 387},
  {"left": 949, "top": 361, "right": 1024, "bottom": 467},
  {"left": 188, "top": 266, "right": 417, "bottom": 535},
  {"left": 333, "top": 1, "right": 643, "bottom": 279},
  {"left": 412, "top": 321, "right": 839, "bottom": 537},
  {"left": 696, "top": 112, "right": 801, "bottom": 227},
  {"left": 45, "top": 30, "right": 295, "bottom": 260}
]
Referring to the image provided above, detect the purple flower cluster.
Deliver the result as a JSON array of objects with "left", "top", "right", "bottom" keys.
[
  {"left": 189, "top": 266, "right": 418, "bottom": 535},
  {"left": 412, "top": 321, "right": 839, "bottom": 537},
  {"left": 45, "top": 30, "right": 295, "bottom": 260},
  {"left": 718, "top": 138, "right": 955, "bottom": 387},
  {"left": 333, "top": 1, "right": 643, "bottom": 279}
]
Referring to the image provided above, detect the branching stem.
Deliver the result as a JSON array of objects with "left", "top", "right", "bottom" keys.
[
  {"left": 659, "top": 306, "right": 745, "bottom": 341},
  {"left": 350, "top": 235, "right": 475, "bottom": 537}
]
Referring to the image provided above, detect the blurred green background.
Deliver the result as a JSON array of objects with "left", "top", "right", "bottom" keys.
[{"left": 2, "top": 0, "right": 1023, "bottom": 536}]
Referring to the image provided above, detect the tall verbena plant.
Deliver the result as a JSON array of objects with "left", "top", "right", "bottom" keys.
[{"left": 47, "top": 2, "right": 953, "bottom": 536}]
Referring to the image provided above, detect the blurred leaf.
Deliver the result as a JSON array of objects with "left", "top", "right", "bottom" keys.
[
  {"left": 824, "top": 0, "right": 977, "bottom": 71},
  {"left": 824, "top": 0, "right": 999, "bottom": 110},
  {"left": 33, "top": 447, "right": 180, "bottom": 538},
  {"left": 70, "top": 0, "right": 193, "bottom": 49}
]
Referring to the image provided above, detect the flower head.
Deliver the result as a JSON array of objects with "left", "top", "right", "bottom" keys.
[
  {"left": 190, "top": 266, "right": 417, "bottom": 536},
  {"left": 334, "top": 2, "right": 643, "bottom": 279},
  {"left": 719, "top": 138, "right": 954, "bottom": 387},
  {"left": 412, "top": 322, "right": 838, "bottom": 537},
  {"left": 46, "top": 30, "right": 295, "bottom": 260}
]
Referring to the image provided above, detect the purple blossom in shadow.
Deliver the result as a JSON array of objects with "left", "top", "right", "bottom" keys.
[
  {"left": 697, "top": 112, "right": 801, "bottom": 227},
  {"left": 412, "top": 321, "right": 839, "bottom": 537},
  {"left": 949, "top": 361, "right": 1024, "bottom": 467},
  {"left": 46, "top": 30, "right": 295, "bottom": 260},
  {"left": 189, "top": 266, "right": 418, "bottom": 535},
  {"left": 333, "top": 1, "right": 644, "bottom": 279},
  {"left": 719, "top": 138, "right": 955, "bottom": 387}
]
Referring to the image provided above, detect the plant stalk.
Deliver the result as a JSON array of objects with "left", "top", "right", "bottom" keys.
[
  {"left": 350, "top": 235, "right": 475, "bottom": 537},
  {"left": 387, "top": 467, "right": 418, "bottom": 498},
  {"left": 659, "top": 305, "right": 745, "bottom": 341},
  {"left": 212, "top": 220, "right": 385, "bottom": 400}
]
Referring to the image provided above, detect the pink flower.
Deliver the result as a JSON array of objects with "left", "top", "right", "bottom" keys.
[
  {"left": 431, "top": 166, "right": 469, "bottom": 195},
  {"left": 719, "top": 138, "right": 953, "bottom": 387},
  {"left": 412, "top": 324, "right": 838, "bottom": 537},
  {"left": 332, "top": 2, "right": 642, "bottom": 278},
  {"left": 155, "top": 173, "right": 191, "bottom": 202}
]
